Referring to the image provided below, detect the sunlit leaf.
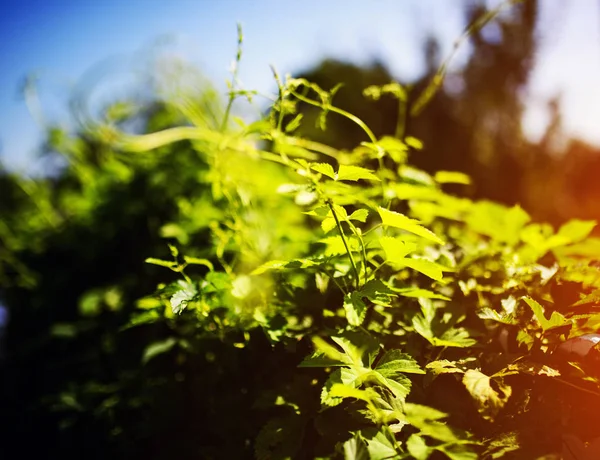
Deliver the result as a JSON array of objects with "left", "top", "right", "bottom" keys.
[
  {"left": 377, "top": 207, "right": 444, "bottom": 244},
  {"left": 434, "top": 170, "right": 471, "bottom": 185},
  {"left": 462, "top": 370, "right": 511, "bottom": 421},
  {"left": 142, "top": 337, "right": 177, "bottom": 364},
  {"left": 523, "top": 296, "right": 570, "bottom": 332},
  {"left": 336, "top": 165, "right": 380, "bottom": 182}
]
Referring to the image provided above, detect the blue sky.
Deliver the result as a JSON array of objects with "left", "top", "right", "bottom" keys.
[{"left": 1, "top": 0, "right": 599, "bottom": 174}]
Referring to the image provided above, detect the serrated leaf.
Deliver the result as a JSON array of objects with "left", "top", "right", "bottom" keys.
[
  {"left": 426, "top": 358, "right": 477, "bottom": 376},
  {"left": 343, "top": 433, "right": 369, "bottom": 460},
  {"left": 321, "top": 367, "right": 360, "bottom": 406},
  {"left": 251, "top": 260, "right": 288, "bottom": 275},
  {"left": 573, "top": 289, "right": 600, "bottom": 306},
  {"left": 348, "top": 209, "right": 369, "bottom": 222},
  {"left": 336, "top": 165, "right": 380, "bottom": 182},
  {"left": 357, "top": 279, "right": 396, "bottom": 307},
  {"left": 523, "top": 296, "right": 570, "bottom": 332},
  {"left": 477, "top": 307, "right": 516, "bottom": 325},
  {"left": 462, "top": 370, "right": 511, "bottom": 421},
  {"left": 142, "top": 337, "right": 177, "bottom": 364},
  {"left": 394, "top": 287, "right": 450, "bottom": 300},
  {"left": 344, "top": 291, "right": 367, "bottom": 326},
  {"left": 332, "top": 332, "right": 380, "bottom": 368},
  {"left": 406, "top": 434, "right": 431, "bottom": 460},
  {"left": 311, "top": 162, "right": 336, "bottom": 179},
  {"left": 300, "top": 336, "right": 354, "bottom": 367},
  {"left": 379, "top": 236, "right": 417, "bottom": 261},
  {"left": 170, "top": 286, "right": 196, "bottom": 315},
  {"left": 362, "top": 428, "right": 400, "bottom": 460},
  {"left": 401, "top": 258, "right": 445, "bottom": 281},
  {"left": 376, "top": 350, "right": 425, "bottom": 375},
  {"left": 329, "top": 383, "right": 377, "bottom": 402},
  {"left": 377, "top": 207, "right": 444, "bottom": 244},
  {"left": 436, "top": 443, "right": 479, "bottom": 460},
  {"left": 413, "top": 315, "right": 477, "bottom": 348},
  {"left": 482, "top": 432, "right": 521, "bottom": 459},
  {"left": 367, "top": 370, "right": 412, "bottom": 401},
  {"left": 318, "top": 235, "right": 360, "bottom": 256},
  {"left": 321, "top": 217, "right": 336, "bottom": 233},
  {"left": 251, "top": 258, "right": 318, "bottom": 275}
]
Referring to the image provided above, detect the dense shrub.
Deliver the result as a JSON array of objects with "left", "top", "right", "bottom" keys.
[{"left": 2, "top": 12, "right": 600, "bottom": 460}]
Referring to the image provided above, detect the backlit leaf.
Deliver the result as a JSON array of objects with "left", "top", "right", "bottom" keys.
[{"left": 377, "top": 207, "right": 444, "bottom": 244}]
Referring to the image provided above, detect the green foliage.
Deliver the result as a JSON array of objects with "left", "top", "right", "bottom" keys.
[{"left": 3, "top": 5, "right": 600, "bottom": 459}]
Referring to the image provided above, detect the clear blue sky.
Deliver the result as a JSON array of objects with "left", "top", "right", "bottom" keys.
[{"left": 1, "top": 0, "right": 599, "bottom": 173}]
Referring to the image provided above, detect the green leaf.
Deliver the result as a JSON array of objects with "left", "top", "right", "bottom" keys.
[
  {"left": 145, "top": 257, "right": 176, "bottom": 269},
  {"left": 557, "top": 219, "right": 596, "bottom": 243},
  {"left": 348, "top": 209, "right": 369, "bottom": 222},
  {"left": 435, "top": 170, "right": 471, "bottom": 185},
  {"left": 362, "top": 428, "right": 400, "bottom": 460},
  {"left": 311, "top": 162, "right": 336, "bottom": 179},
  {"left": 523, "top": 296, "right": 570, "bottom": 332},
  {"left": 462, "top": 370, "right": 511, "bottom": 421},
  {"left": 142, "top": 337, "right": 177, "bottom": 364},
  {"left": 122, "top": 310, "right": 161, "bottom": 330},
  {"left": 412, "top": 315, "right": 477, "bottom": 348},
  {"left": 376, "top": 350, "right": 425, "bottom": 375},
  {"left": 573, "top": 289, "right": 600, "bottom": 306},
  {"left": 321, "top": 217, "right": 336, "bottom": 233},
  {"left": 436, "top": 443, "right": 479, "bottom": 460},
  {"left": 394, "top": 287, "right": 450, "bottom": 300},
  {"left": 343, "top": 433, "right": 369, "bottom": 460},
  {"left": 426, "top": 358, "right": 477, "bottom": 376},
  {"left": 170, "top": 282, "right": 197, "bottom": 314},
  {"left": 377, "top": 207, "right": 444, "bottom": 244},
  {"left": 329, "top": 383, "right": 376, "bottom": 402},
  {"left": 336, "top": 165, "right": 380, "bottom": 182},
  {"left": 405, "top": 136, "right": 423, "bottom": 150},
  {"left": 404, "top": 403, "right": 448, "bottom": 421},
  {"left": 393, "top": 288, "right": 450, "bottom": 300},
  {"left": 332, "top": 332, "right": 380, "bottom": 368},
  {"left": 183, "top": 256, "right": 214, "bottom": 271},
  {"left": 368, "top": 370, "right": 412, "bottom": 401},
  {"left": 357, "top": 279, "right": 396, "bottom": 306},
  {"left": 300, "top": 337, "right": 354, "bottom": 367},
  {"left": 482, "top": 432, "right": 521, "bottom": 459},
  {"left": 379, "top": 236, "right": 417, "bottom": 261},
  {"left": 285, "top": 113, "right": 303, "bottom": 132},
  {"left": 321, "top": 367, "right": 360, "bottom": 406},
  {"left": 344, "top": 291, "right": 367, "bottom": 326},
  {"left": 401, "top": 258, "right": 445, "bottom": 281},
  {"left": 404, "top": 403, "right": 465, "bottom": 443},
  {"left": 406, "top": 434, "right": 431, "bottom": 460},
  {"left": 477, "top": 307, "right": 516, "bottom": 325}
]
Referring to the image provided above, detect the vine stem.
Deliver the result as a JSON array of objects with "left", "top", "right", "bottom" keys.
[
  {"left": 327, "top": 200, "right": 360, "bottom": 290},
  {"left": 220, "top": 23, "right": 244, "bottom": 132}
]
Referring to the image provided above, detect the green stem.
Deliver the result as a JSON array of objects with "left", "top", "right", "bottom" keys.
[
  {"left": 221, "top": 23, "right": 244, "bottom": 132},
  {"left": 328, "top": 200, "right": 360, "bottom": 290},
  {"left": 290, "top": 90, "right": 377, "bottom": 144}
]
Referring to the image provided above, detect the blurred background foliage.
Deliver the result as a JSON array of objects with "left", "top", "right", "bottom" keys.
[{"left": 1, "top": 0, "right": 600, "bottom": 458}]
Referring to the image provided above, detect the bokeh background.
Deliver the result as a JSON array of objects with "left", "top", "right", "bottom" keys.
[{"left": 1, "top": 0, "right": 600, "bottom": 458}]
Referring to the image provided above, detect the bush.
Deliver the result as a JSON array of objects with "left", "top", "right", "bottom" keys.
[{"left": 3, "top": 16, "right": 600, "bottom": 460}]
